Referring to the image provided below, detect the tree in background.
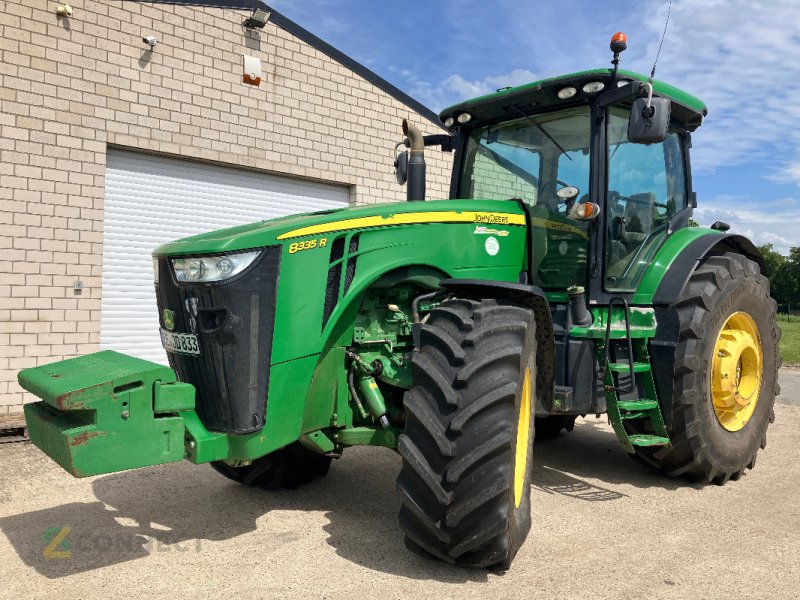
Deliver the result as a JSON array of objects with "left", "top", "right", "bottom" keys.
[
  {"left": 760, "top": 244, "right": 784, "bottom": 278},
  {"left": 758, "top": 244, "right": 799, "bottom": 310}
]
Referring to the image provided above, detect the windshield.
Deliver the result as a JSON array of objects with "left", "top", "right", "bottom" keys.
[
  {"left": 458, "top": 107, "right": 591, "bottom": 209},
  {"left": 458, "top": 107, "right": 592, "bottom": 289}
]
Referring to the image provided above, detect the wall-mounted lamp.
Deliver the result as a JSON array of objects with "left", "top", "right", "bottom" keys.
[
  {"left": 244, "top": 8, "right": 270, "bottom": 29},
  {"left": 56, "top": 4, "right": 73, "bottom": 17}
]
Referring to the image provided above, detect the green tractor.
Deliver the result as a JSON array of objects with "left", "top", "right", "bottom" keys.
[{"left": 19, "top": 35, "right": 779, "bottom": 569}]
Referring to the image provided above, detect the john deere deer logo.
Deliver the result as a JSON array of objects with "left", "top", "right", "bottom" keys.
[{"left": 162, "top": 309, "right": 175, "bottom": 331}]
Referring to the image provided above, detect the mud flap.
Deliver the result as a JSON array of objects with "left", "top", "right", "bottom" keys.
[{"left": 18, "top": 350, "right": 196, "bottom": 477}]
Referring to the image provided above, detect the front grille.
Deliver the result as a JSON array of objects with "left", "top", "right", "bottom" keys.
[
  {"left": 343, "top": 234, "right": 360, "bottom": 294},
  {"left": 155, "top": 247, "right": 281, "bottom": 434},
  {"left": 322, "top": 236, "right": 345, "bottom": 327}
]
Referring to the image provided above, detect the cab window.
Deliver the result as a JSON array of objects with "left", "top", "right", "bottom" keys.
[
  {"left": 459, "top": 107, "right": 593, "bottom": 289},
  {"left": 605, "top": 108, "right": 687, "bottom": 291}
]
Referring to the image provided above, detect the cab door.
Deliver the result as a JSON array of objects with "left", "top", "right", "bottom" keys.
[{"left": 603, "top": 108, "right": 689, "bottom": 292}]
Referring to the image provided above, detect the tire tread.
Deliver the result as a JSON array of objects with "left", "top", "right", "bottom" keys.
[{"left": 397, "top": 298, "right": 535, "bottom": 568}]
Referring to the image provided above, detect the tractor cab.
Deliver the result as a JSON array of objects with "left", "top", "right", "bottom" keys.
[
  {"left": 455, "top": 100, "right": 691, "bottom": 295},
  {"left": 439, "top": 64, "right": 707, "bottom": 301}
]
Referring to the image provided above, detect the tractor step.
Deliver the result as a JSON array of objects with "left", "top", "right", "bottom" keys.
[
  {"left": 594, "top": 298, "right": 672, "bottom": 455},
  {"left": 617, "top": 399, "right": 659, "bottom": 412},
  {"left": 617, "top": 400, "right": 659, "bottom": 419},
  {"left": 627, "top": 434, "right": 670, "bottom": 447},
  {"left": 569, "top": 305, "right": 657, "bottom": 339},
  {"left": 608, "top": 361, "right": 651, "bottom": 373}
]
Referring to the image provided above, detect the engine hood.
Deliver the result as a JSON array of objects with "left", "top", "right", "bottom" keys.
[{"left": 152, "top": 199, "right": 526, "bottom": 256}]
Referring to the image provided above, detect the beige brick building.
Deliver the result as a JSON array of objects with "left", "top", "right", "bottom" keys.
[{"left": 0, "top": 0, "right": 453, "bottom": 414}]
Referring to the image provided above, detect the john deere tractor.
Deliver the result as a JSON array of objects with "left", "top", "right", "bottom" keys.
[{"left": 19, "top": 34, "right": 779, "bottom": 569}]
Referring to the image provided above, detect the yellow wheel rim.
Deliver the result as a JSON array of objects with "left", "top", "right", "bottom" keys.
[
  {"left": 513, "top": 368, "right": 532, "bottom": 508},
  {"left": 710, "top": 311, "right": 763, "bottom": 432}
]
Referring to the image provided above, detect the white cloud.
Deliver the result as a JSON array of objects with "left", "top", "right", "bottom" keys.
[
  {"left": 693, "top": 196, "right": 800, "bottom": 254},
  {"left": 442, "top": 69, "right": 539, "bottom": 100},
  {"left": 317, "top": 15, "right": 350, "bottom": 35},
  {"left": 631, "top": 0, "right": 800, "bottom": 179},
  {"left": 415, "top": 0, "right": 800, "bottom": 181},
  {"left": 270, "top": 1, "right": 350, "bottom": 35},
  {"left": 768, "top": 162, "right": 800, "bottom": 188},
  {"left": 409, "top": 69, "right": 538, "bottom": 113}
]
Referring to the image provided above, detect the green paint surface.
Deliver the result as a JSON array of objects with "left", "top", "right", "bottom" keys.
[
  {"left": 19, "top": 351, "right": 194, "bottom": 477},
  {"left": 441, "top": 68, "right": 706, "bottom": 117},
  {"left": 631, "top": 227, "right": 723, "bottom": 304}
]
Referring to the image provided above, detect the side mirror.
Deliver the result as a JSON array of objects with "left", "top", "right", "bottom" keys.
[
  {"left": 394, "top": 149, "right": 408, "bottom": 185},
  {"left": 628, "top": 97, "right": 671, "bottom": 143}
]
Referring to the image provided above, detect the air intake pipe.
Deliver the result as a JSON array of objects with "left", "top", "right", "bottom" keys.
[{"left": 402, "top": 119, "right": 425, "bottom": 201}]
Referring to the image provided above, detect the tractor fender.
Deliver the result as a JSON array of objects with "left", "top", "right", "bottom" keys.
[
  {"left": 437, "top": 279, "right": 555, "bottom": 414},
  {"left": 652, "top": 233, "right": 763, "bottom": 307},
  {"left": 648, "top": 233, "right": 763, "bottom": 428}
]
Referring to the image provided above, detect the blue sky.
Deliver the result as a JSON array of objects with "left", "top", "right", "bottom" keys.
[{"left": 271, "top": 0, "right": 800, "bottom": 253}]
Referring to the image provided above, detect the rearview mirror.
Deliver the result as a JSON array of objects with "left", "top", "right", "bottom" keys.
[
  {"left": 628, "top": 97, "right": 670, "bottom": 144},
  {"left": 556, "top": 186, "right": 580, "bottom": 202},
  {"left": 394, "top": 150, "right": 408, "bottom": 185}
]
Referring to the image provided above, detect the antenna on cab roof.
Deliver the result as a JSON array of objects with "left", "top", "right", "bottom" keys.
[{"left": 649, "top": 0, "right": 672, "bottom": 83}]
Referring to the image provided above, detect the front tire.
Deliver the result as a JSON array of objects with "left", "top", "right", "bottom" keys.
[
  {"left": 633, "top": 252, "right": 780, "bottom": 483},
  {"left": 396, "top": 298, "right": 537, "bottom": 569}
]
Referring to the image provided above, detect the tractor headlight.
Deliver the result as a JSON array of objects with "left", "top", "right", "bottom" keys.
[
  {"left": 581, "top": 81, "right": 605, "bottom": 93},
  {"left": 172, "top": 250, "right": 261, "bottom": 283},
  {"left": 152, "top": 256, "right": 159, "bottom": 284},
  {"left": 557, "top": 86, "right": 577, "bottom": 99}
]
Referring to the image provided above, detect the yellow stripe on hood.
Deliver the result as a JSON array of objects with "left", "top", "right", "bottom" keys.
[{"left": 276, "top": 210, "right": 526, "bottom": 240}]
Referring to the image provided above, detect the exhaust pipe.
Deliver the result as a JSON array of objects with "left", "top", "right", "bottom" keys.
[{"left": 402, "top": 119, "right": 425, "bottom": 201}]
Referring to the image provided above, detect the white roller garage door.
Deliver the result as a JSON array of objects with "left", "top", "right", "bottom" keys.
[{"left": 102, "top": 150, "right": 349, "bottom": 363}]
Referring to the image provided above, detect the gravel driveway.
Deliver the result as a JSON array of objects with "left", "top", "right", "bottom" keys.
[{"left": 0, "top": 371, "right": 798, "bottom": 599}]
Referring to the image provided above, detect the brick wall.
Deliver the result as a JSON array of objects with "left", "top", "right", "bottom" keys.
[
  {"left": 467, "top": 147, "right": 538, "bottom": 201},
  {"left": 0, "top": 0, "right": 453, "bottom": 413}
]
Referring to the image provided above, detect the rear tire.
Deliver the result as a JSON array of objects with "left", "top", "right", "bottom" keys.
[
  {"left": 632, "top": 252, "right": 779, "bottom": 484},
  {"left": 210, "top": 442, "right": 331, "bottom": 490},
  {"left": 396, "top": 298, "right": 537, "bottom": 569}
]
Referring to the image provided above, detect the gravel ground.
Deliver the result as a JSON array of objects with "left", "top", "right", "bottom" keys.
[{"left": 0, "top": 371, "right": 798, "bottom": 600}]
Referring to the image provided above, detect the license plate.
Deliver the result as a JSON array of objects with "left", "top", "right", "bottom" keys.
[{"left": 160, "top": 329, "right": 200, "bottom": 356}]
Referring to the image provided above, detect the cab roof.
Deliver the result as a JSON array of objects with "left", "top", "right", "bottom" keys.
[{"left": 440, "top": 68, "right": 707, "bottom": 131}]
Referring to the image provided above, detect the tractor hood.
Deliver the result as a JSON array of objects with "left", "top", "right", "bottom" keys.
[{"left": 153, "top": 199, "right": 526, "bottom": 256}]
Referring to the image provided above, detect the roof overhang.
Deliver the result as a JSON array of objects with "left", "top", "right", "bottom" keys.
[{"left": 440, "top": 69, "right": 707, "bottom": 132}]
